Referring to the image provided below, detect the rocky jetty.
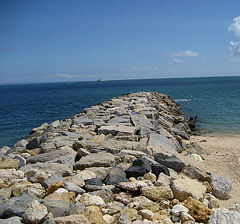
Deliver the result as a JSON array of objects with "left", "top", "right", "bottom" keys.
[{"left": 0, "top": 91, "right": 239, "bottom": 224}]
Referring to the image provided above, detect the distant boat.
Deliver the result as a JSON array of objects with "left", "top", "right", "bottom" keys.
[{"left": 97, "top": 78, "right": 104, "bottom": 82}]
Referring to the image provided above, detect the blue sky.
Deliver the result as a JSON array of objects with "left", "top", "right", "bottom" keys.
[{"left": 1, "top": 0, "right": 240, "bottom": 84}]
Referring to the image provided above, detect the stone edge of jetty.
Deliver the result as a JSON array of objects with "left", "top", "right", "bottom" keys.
[{"left": 0, "top": 91, "right": 239, "bottom": 224}]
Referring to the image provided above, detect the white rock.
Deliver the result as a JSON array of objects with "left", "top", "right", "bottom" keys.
[
  {"left": 207, "top": 206, "right": 240, "bottom": 224},
  {"left": 180, "top": 211, "right": 195, "bottom": 223},
  {"left": 79, "top": 193, "right": 106, "bottom": 208},
  {"left": 211, "top": 176, "right": 232, "bottom": 199},
  {"left": 171, "top": 204, "right": 189, "bottom": 216},
  {"left": 103, "top": 214, "right": 115, "bottom": 224},
  {"left": 54, "top": 188, "right": 68, "bottom": 193},
  {"left": 23, "top": 200, "right": 48, "bottom": 224}
]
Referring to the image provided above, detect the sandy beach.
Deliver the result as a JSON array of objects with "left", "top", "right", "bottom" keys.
[{"left": 183, "top": 134, "right": 240, "bottom": 208}]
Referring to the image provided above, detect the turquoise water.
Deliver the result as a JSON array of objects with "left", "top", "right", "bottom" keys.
[{"left": 0, "top": 76, "right": 240, "bottom": 147}]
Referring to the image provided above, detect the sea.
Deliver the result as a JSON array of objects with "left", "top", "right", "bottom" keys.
[{"left": 0, "top": 76, "right": 240, "bottom": 148}]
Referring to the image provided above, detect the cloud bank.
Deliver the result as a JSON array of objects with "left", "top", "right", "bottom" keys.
[{"left": 228, "top": 16, "right": 240, "bottom": 61}]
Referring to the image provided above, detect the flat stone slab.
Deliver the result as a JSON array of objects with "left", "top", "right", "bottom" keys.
[
  {"left": 172, "top": 176, "right": 207, "bottom": 201},
  {"left": 130, "top": 114, "right": 154, "bottom": 129},
  {"left": 74, "top": 152, "right": 116, "bottom": 170},
  {"left": 148, "top": 133, "right": 177, "bottom": 153},
  {"left": 20, "top": 162, "right": 73, "bottom": 177},
  {"left": 98, "top": 125, "right": 137, "bottom": 136}
]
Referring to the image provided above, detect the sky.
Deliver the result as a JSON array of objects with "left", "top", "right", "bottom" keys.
[{"left": 1, "top": 0, "right": 240, "bottom": 84}]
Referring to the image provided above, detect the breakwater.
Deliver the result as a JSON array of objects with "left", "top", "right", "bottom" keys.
[{"left": 0, "top": 92, "right": 238, "bottom": 223}]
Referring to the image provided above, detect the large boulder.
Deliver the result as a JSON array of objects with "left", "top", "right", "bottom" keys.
[
  {"left": 41, "top": 199, "right": 77, "bottom": 218},
  {"left": 10, "top": 181, "right": 45, "bottom": 198},
  {"left": 0, "top": 157, "right": 19, "bottom": 170},
  {"left": 101, "top": 140, "right": 145, "bottom": 154},
  {"left": 20, "top": 162, "right": 73, "bottom": 177},
  {"left": 125, "top": 158, "right": 151, "bottom": 179},
  {"left": 211, "top": 176, "right": 232, "bottom": 200},
  {"left": 0, "top": 193, "right": 37, "bottom": 218},
  {"left": 154, "top": 153, "right": 185, "bottom": 172},
  {"left": 98, "top": 125, "right": 137, "bottom": 136},
  {"left": 105, "top": 166, "right": 130, "bottom": 186},
  {"left": 26, "top": 148, "right": 76, "bottom": 165},
  {"left": 23, "top": 200, "right": 48, "bottom": 224},
  {"left": 207, "top": 204, "right": 240, "bottom": 224},
  {"left": 181, "top": 164, "right": 213, "bottom": 183},
  {"left": 74, "top": 152, "right": 116, "bottom": 170},
  {"left": 130, "top": 114, "right": 154, "bottom": 129},
  {"left": 140, "top": 185, "right": 174, "bottom": 201},
  {"left": 171, "top": 176, "right": 207, "bottom": 201},
  {"left": 0, "top": 217, "right": 23, "bottom": 224},
  {"left": 148, "top": 133, "right": 178, "bottom": 153},
  {"left": 183, "top": 197, "right": 213, "bottom": 223}
]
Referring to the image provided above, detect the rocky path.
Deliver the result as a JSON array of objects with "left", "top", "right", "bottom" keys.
[{"left": 0, "top": 92, "right": 239, "bottom": 224}]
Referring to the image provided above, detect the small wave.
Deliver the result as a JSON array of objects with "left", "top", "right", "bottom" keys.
[{"left": 175, "top": 99, "right": 192, "bottom": 102}]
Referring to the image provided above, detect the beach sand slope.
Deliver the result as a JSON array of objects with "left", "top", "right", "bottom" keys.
[{"left": 183, "top": 134, "right": 240, "bottom": 208}]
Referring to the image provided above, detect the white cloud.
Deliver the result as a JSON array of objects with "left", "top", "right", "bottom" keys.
[
  {"left": 229, "top": 41, "right": 240, "bottom": 56},
  {"left": 52, "top": 73, "right": 83, "bottom": 79},
  {"left": 121, "top": 66, "right": 159, "bottom": 72},
  {"left": 172, "top": 58, "right": 184, "bottom": 63},
  {"left": 170, "top": 50, "right": 199, "bottom": 57},
  {"left": 228, "top": 16, "right": 240, "bottom": 38},
  {"left": 228, "top": 16, "right": 240, "bottom": 61}
]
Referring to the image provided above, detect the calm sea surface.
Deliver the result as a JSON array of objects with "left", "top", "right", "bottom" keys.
[{"left": 0, "top": 76, "right": 240, "bottom": 148}]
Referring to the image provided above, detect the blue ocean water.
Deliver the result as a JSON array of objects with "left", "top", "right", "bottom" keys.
[{"left": 0, "top": 76, "right": 240, "bottom": 148}]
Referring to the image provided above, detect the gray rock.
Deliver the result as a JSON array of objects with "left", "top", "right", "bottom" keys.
[
  {"left": 41, "top": 199, "right": 77, "bottom": 218},
  {"left": 101, "top": 139, "right": 145, "bottom": 154},
  {"left": 74, "top": 152, "right": 116, "bottom": 170},
  {"left": 107, "top": 116, "right": 130, "bottom": 124},
  {"left": 76, "top": 148, "right": 90, "bottom": 159},
  {"left": 73, "top": 117, "right": 93, "bottom": 125},
  {"left": 49, "top": 120, "right": 60, "bottom": 128},
  {"left": 154, "top": 153, "right": 185, "bottom": 172},
  {"left": 20, "top": 162, "right": 73, "bottom": 177},
  {"left": 0, "top": 216, "right": 23, "bottom": 224},
  {"left": 13, "top": 155, "right": 26, "bottom": 168},
  {"left": 130, "top": 114, "right": 154, "bottom": 129},
  {"left": 7, "top": 139, "right": 28, "bottom": 155},
  {"left": 92, "top": 118, "right": 105, "bottom": 126},
  {"left": 83, "top": 167, "right": 110, "bottom": 182},
  {"left": 105, "top": 166, "right": 130, "bottom": 186},
  {"left": 26, "top": 135, "right": 42, "bottom": 149},
  {"left": 30, "top": 123, "right": 49, "bottom": 135},
  {"left": 148, "top": 133, "right": 178, "bottom": 153},
  {"left": 182, "top": 164, "right": 213, "bottom": 183},
  {"left": 0, "top": 193, "right": 37, "bottom": 218},
  {"left": 208, "top": 206, "right": 240, "bottom": 224},
  {"left": 98, "top": 125, "right": 137, "bottom": 136},
  {"left": 211, "top": 176, "right": 232, "bottom": 199},
  {"left": 42, "top": 174, "right": 66, "bottom": 188},
  {"left": 171, "top": 127, "right": 190, "bottom": 140},
  {"left": 40, "top": 142, "right": 57, "bottom": 153},
  {"left": 118, "top": 211, "right": 131, "bottom": 224},
  {"left": 85, "top": 178, "right": 102, "bottom": 186},
  {"left": 26, "top": 149, "right": 76, "bottom": 165},
  {"left": 64, "top": 182, "right": 85, "bottom": 195}
]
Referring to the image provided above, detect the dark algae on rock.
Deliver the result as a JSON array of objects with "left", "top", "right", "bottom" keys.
[{"left": 0, "top": 91, "right": 238, "bottom": 223}]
